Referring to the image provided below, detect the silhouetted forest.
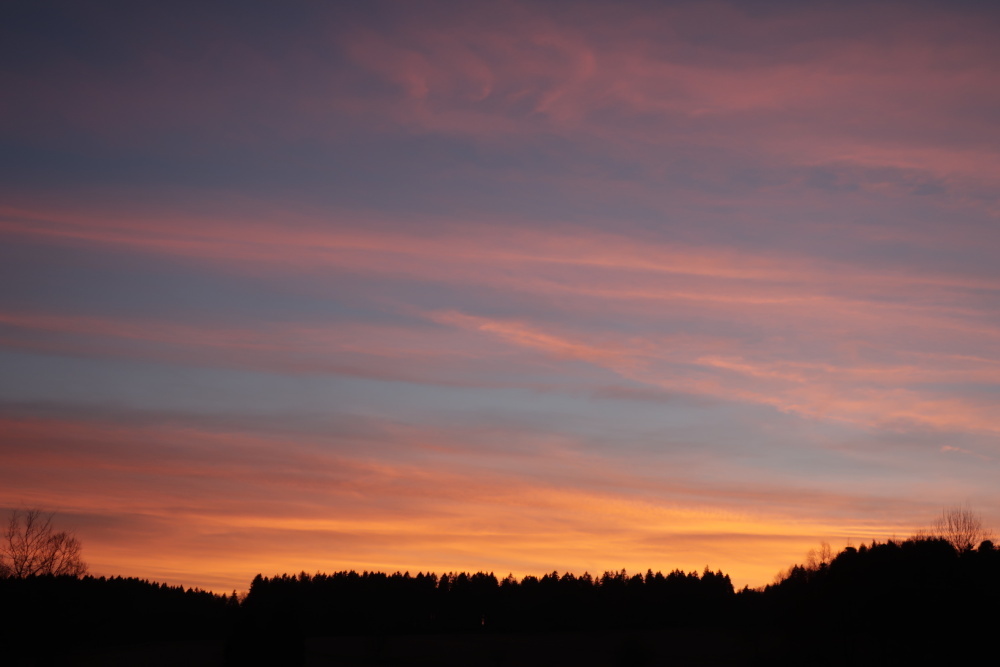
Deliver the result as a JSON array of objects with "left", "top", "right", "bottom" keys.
[
  {"left": 1, "top": 574, "right": 235, "bottom": 665},
  {"left": 4, "top": 537, "right": 1000, "bottom": 665}
]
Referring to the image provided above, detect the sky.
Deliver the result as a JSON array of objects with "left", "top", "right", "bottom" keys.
[{"left": 3, "top": 0, "right": 1000, "bottom": 593}]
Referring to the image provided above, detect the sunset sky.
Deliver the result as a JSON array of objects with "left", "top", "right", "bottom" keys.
[{"left": 3, "top": 1, "right": 1000, "bottom": 593}]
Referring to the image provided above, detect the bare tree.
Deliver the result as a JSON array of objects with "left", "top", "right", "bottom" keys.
[
  {"left": 1, "top": 509, "right": 87, "bottom": 578},
  {"left": 933, "top": 505, "right": 993, "bottom": 552},
  {"left": 805, "top": 541, "right": 833, "bottom": 570}
]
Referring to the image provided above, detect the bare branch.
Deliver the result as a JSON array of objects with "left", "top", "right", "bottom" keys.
[{"left": 1, "top": 509, "right": 87, "bottom": 578}]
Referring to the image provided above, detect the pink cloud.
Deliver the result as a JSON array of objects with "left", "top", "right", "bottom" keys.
[
  {"left": 327, "top": 2, "right": 1000, "bottom": 188},
  {"left": 4, "top": 197, "right": 1000, "bottom": 436},
  {"left": 6, "top": 2, "right": 997, "bottom": 193}
]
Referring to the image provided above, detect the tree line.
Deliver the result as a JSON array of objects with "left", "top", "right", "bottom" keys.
[
  {"left": 242, "top": 565, "right": 735, "bottom": 635},
  {"left": 4, "top": 506, "right": 999, "bottom": 665}
]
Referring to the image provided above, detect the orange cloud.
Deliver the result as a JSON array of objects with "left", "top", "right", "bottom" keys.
[{"left": 5, "top": 411, "right": 944, "bottom": 589}]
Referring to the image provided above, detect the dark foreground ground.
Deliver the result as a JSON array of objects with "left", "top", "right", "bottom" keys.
[
  {"left": 66, "top": 627, "right": 939, "bottom": 667},
  {"left": 24, "top": 537, "right": 1000, "bottom": 665},
  {"left": 68, "top": 628, "right": 779, "bottom": 666}
]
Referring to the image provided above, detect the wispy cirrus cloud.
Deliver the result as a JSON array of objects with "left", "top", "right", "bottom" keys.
[{"left": 3, "top": 200, "right": 1000, "bottom": 436}]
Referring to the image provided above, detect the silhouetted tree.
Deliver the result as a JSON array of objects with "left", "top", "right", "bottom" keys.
[
  {"left": 933, "top": 505, "right": 992, "bottom": 552},
  {"left": 0, "top": 508, "right": 87, "bottom": 578}
]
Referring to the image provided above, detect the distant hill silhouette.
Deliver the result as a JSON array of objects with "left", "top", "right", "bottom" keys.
[{"left": 753, "top": 536, "right": 1000, "bottom": 664}]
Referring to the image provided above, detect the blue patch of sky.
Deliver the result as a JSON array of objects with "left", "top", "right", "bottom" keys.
[
  {"left": 0, "top": 237, "right": 418, "bottom": 328},
  {"left": 0, "top": 343, "right": 811, "bottom": 465}
]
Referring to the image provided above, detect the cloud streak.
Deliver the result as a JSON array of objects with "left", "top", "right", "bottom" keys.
[{"left": 3, "top": 208, "right": 998, "bottom": 435}]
